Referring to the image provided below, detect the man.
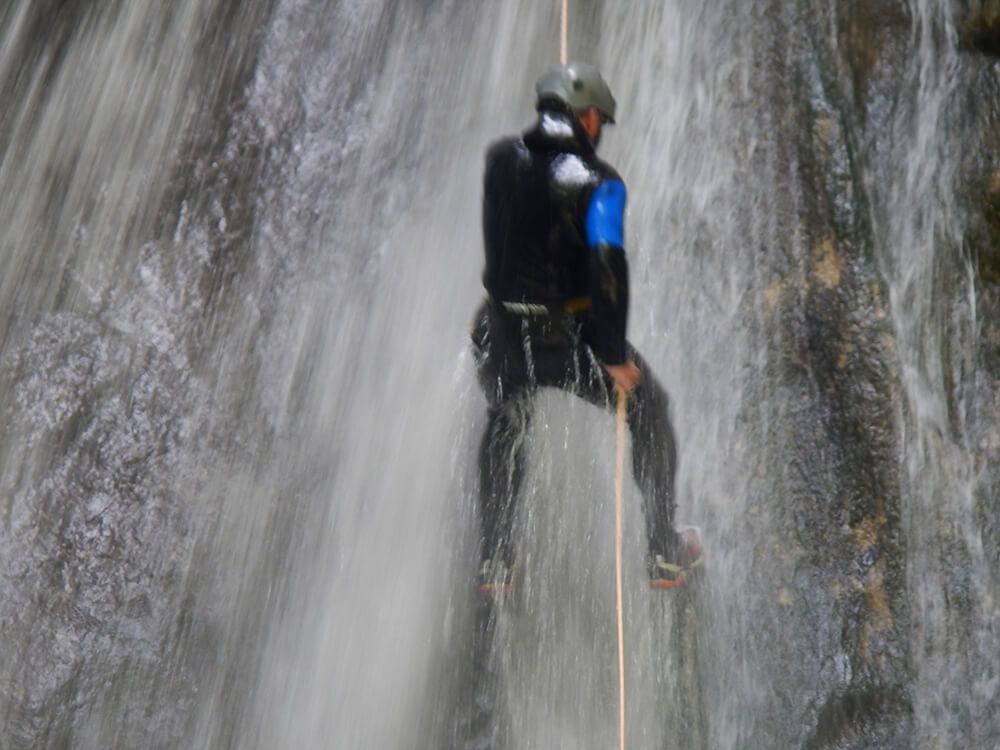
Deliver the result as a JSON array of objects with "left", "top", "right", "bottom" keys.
[{"left": 471, "top": 62, "right": 700, "bottom": 592}]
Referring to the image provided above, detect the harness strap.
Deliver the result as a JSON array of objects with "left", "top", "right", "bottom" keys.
[{"left": 495, "top": 295, "right": 592, "bottom": 316}]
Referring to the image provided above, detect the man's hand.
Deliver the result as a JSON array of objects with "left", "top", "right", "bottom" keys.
[{"left": 603, "top": 360, "right": 641, "bottom": 394}]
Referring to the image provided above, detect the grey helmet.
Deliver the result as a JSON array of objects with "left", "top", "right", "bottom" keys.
[{"left": 535, "top": 62, "right": 616, "bottom": 123}]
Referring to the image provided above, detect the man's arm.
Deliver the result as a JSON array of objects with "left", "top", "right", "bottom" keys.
[
  {"left": 585, "top": 178, "right": 630, "bottom": 355},
  {"left": 584, "top": 178, "right": 640, "bottom": 392}
]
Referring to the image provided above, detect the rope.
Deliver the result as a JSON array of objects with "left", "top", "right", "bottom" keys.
[
  {"left": 560, "top": 0, "right": 568, "bottom": 64},
  {"left": 559, "top": 4, "right": 623, "bottom": 745},
  {"left": 614, "top": 387, "right": 627, "bottom": 750}
]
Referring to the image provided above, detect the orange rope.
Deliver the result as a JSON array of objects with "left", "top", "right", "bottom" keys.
[
  {"left": 559, "top": 5, "right": 623, "bottom": 745},
  {"left": 615, "top": 387, "right": 627, "bottom": 750},
  {"left": 560, "top": 0, "right": 568, "bottom": 64}
]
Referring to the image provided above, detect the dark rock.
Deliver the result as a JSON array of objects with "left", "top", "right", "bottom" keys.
[
  {"left": 954, "top": 51, "right": 1000, "bottom": 285},
  {"left": 805, "top": 685, "right": 912, "bottom": 749},
  {"left": 739, "top": 2, "right": 913, "bottom": 746},
  {"left": 959, "top": 0, "right": 1000, "bottom": 55}
]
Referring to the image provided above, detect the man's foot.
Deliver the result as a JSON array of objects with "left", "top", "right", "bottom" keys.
[
  {"left": 648, "top": 527, "right": 702, "bottom": 589},
  {"left": 478, "top": 559, "right": 514, "bottom": 594}
]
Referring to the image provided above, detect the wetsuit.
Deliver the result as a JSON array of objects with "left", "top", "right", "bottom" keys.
[{"left": 472, "top": 106, "right": 680, "bottom": 568}]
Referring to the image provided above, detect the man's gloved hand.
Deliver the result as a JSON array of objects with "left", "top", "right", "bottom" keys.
[{"left": 603, "top": 360, "right": 641, "bottom": 394}]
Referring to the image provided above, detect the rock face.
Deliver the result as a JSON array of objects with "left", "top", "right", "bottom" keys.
[
  {"left": 957, "top": 5, "right": 1000, "bottom": 603},
  {"left": 961, "top": 5, "right": 1000, "bottom": 285},
  {"left": 0, "top": 307, "right": 201, "bottom": 748},
  {"left": 734, "top": 0, "right": 999, "bottom": 746},
  {"left": 0, "top": 1, "right": 275, "bottom": 747},
  {"left": 960, "top": 0, "right": 1000, "bottom": 54},
  {"left": 735, "top": 3, "right": 911, "bottom": 746}
]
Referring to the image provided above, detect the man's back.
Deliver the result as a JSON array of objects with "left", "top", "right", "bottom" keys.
[{"left": 481, "top": 110, "right": 619, "bottom": 308}]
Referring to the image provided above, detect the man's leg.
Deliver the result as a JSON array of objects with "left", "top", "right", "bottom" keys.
[
  {"left": 471, "top": 302, "right": 533, "bottom": 572},
  {"left": 570, "top": 344, "right": 680, "bottom": 560},
  {"left": 623, "top": 350, "right": 680, "bottom": 560},
  {"left": 477, "top": 392, "right": 533, "bottom": 567}
]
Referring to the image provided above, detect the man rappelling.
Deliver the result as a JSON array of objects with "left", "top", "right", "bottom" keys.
[{"left": 472, "top": 62, "right": 701, "bottom": 593}]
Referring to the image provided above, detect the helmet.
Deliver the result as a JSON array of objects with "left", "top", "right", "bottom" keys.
[{"left": 535, "top": 62, "right": 616, "bottom": 123}]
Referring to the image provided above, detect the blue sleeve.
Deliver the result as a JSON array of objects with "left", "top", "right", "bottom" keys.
[{"left": 585, "top": 179, "right": 627, "bottom": 250}]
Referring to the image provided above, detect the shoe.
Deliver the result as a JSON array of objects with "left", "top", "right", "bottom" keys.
[
  {"left": 478, "top": 559, "right": 514, "bottom": 594},
  {"left": 649, "top": 527, "right": 702, "bottom": 589}
]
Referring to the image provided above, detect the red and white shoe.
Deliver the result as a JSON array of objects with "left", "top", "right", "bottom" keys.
[
  {"left": 649, "top": 527, "right": 702, "bottom": 589},
  {"left": 477, "top": 559, "right": 514, "bottom": 594}
]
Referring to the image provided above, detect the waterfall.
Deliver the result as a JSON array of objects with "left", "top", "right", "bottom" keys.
[
  {"left": 881, "top": 1, "right": 998, "bottom": 745},
  {"left": 0, "top": 1, "right": 272, "bottom": 746},
  {"left": 0, "top": 1, "right": 996, "bottom": 748}
]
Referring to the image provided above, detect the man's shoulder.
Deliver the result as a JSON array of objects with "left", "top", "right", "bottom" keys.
[
  {"left": 589, "top": 155, "right": 623, "bottom": 186},
  {"left": 550, "top": 153, "right": 624, "bottom": 197}
]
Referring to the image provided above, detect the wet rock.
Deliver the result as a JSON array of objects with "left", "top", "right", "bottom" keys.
[
  {"left": 959, "top": 0, "right": 1000, "bottom": 55},
  {"left": 834, "top": 0, "right": 911, "bottom": 117},
  {"left": 972, "top": 285, "right": 1000, "bottom": 579},
  {"left": 0, "top": 309, "right": 203, "bottom": 748},
  {"left": 954, "top": 47, "right": 1000, "bottom": 285},
  {"left": 741, "top": 2, "right": 913, "bottom": 746},
  {"left": 804, "top": 685, "right": 912, "bottom": 750},
  {"left": 747, "top": 0, "right": 1000, "bottom": 744},
  {"left": 0, "top": 1, "right": 276, "bottom": 745},
  {"left": 955, "top": 21, "right": 1000, "bottom": 611}
]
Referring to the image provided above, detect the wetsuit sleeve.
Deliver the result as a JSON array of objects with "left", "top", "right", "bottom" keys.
[
  {"left": 481, "top": 141, "right": 514, "bottom": 299},
  {"left": 584, "top": 179, "right": 629, "bottom": 365},
  {"left": 481, "top": 146, "right": 502, "bottom": 296}
]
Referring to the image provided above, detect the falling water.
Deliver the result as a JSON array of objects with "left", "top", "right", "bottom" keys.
[
  {"left": 0, "top": 1, "right": 273, "bottom": 746},
  {"left": 0, "top": 1, "right": 997, "bottom": 749},
  {"left": 879, "top": 2, "right": 999, "bottom": 745}
]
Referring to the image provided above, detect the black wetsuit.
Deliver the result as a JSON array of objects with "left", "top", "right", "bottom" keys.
[{"left": 472, "top": 107, "right": 680, "bottom": 567}]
